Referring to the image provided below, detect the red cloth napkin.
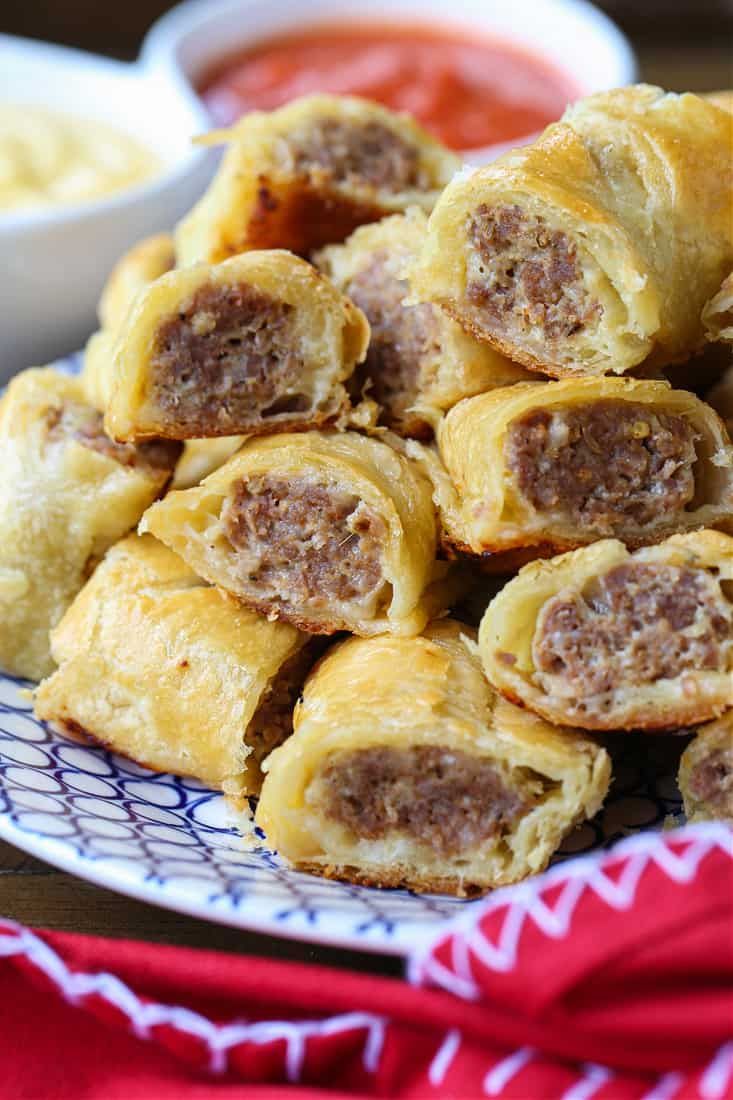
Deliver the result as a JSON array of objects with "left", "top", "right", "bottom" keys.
[{"left": 1, "top": 822, "right": 732, "bottom": 1100}]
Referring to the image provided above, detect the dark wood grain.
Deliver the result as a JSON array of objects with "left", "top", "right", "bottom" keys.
[{"left": 0, "top": 837, "right": 403, "bottom": 972}]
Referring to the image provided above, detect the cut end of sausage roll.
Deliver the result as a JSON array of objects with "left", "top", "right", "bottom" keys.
[
  {"left": 255, "top": 621, "right": 611, "bottom": 896},
  {"left": 410, "top": 86, "right": 733, "bottom": 377},
  {"left": 105, "top": 251, "right": 370, "bottom": 442},
  {"left": 315, "top": 209, "right": 529, "bottom": 437},
  {"left": 0, "top": 369, "right": 180, "bottom": 681},
  {"left": 479, "top": 530, "right": 733, "bottom": 731},
  {"left": 176, "top": 95, "right": 460, "bottom": 265},
  {"left": 433, "top": 377, "right": 733, "bottom": 557},
  {"left": 34, "top": 534, "right": 315, "bottom": 797},
  {"left": 678, "top": 712, "right": 733, "bottom": 824},
  {"left": 464, "top": 202, "right": 604, "bottom": 359},
  {"left": 140, "top": 430, "right": 441, "bottom": 637}
]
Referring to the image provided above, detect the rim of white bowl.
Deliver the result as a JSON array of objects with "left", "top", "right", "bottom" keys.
[
  {"left": 142, "top": 0, "right": 638, "bottom": 160},
  {"left": 0, "top": 33, "right": 210, "bottom": 233}
]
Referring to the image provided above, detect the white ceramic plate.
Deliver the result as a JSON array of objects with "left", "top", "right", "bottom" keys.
[{"left": 0, "top": 358, "right": 688, "bottom": 955}]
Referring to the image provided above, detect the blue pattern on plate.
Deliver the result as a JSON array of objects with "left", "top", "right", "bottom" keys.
[
  {"left": 0, "top": 354, "right": 689, "bottom": 953},
  {"left": 0, "top": 669, "right": 689, "bottom": 952}
]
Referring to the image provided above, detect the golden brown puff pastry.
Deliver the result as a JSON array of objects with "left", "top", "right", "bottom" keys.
[
  {"left": 678, "top": 712, "right": 733, "bottom": 824},
  {"left": 409, "top": 85, "right": 733, "bottom": 379},
  {"left": 175, "top": 94, "right": 460, "bottom": 265},
  {"left": 83, "top": 235, "right": 177, "bottom": 413},
  {"left": 479, "top": 530, "right": 733, "bottom": 732},
  {"left": 34, "top": 535, "right": 314, "bottom": 797},
  {"left": 314, "top": 209, "right": 530, "bottom": 437},
  {"left": 104, "top": 251, "right": 370, "bottom": 443},
  {"left": 425, "top": 377, "right": 733, "bottom": 558},
  {"left": 0, "top": 369, "right": 179, "bottom": 681},
  {"left": 97, "top": 232, "right": 176, "bottom": 332},
  {"left": 703, "top": 273, "right": 733, "bottom": 345},
  {"left": 81, "top": 329, "right": 117, "bottom": 412},
  {"left": 255, "top": 620, "right": 611, "bottom": 897},
  {"left": 140, "top": 429, "right": 446, "bottom": 637},
  {"left": 171, "top": 436, "right": 247, "bottom": 490}
]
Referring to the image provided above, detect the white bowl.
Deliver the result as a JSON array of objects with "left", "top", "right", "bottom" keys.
[
  {"left": 143, "top": 0, "right": 637, "bottom": 165},
  {"left": 0, "top": 35, "right": 211, "bottom": 379}
]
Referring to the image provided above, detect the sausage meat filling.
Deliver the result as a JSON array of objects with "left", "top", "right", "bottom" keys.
[
  {"left": 346, "top": 251, "right": 439, "bottom": 430},
  {"left": 150, "top": 283, "right": 312, "bottom": 436},
  {"left": 319, "top": 745, "right": 531, "bottom": 857},
  {"left": 532, "top": 563, "right": 733, "bottom": 714},
  {"left": 246, "top": 643, "right": 318, "bottom": 775},
  {"left": 466, "top": 204, "right": 601, "bottom": 345},
  {"left": 46, "top": 401, "right": 180, "bottom": 474},
  {"left": 688, "top": 745, "right": 733, "bottom": 817},
  {"left": 506, "top": 400, "right": 698, "bottom": 534},
  {"left": 222, "top": 474, "right": 389, "bottom": 625},
  {"left": 289, "top": 120, "right": 425, "bottom": 192}
]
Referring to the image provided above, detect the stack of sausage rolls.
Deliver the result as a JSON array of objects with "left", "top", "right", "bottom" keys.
[{"left": 3, "top": 86, "right": 730, "bottom": 897}]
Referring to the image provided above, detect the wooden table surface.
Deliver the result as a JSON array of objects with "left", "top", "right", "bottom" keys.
[{"left": 0, "top": 39, "right": 730, "bottom": 975}]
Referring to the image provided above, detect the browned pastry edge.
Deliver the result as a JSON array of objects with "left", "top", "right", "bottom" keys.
[
  {"left": 109, "top": 403, "right": 348, "bottom": 445},
  {"left": 440, "top": 533, "right": 568, "bottom": 574},
  {"left": 441, "top": 302, "right": 571, "bottom": 378},
  {"left": 490, "top": 682, "right": 731, "bottom": 734},
  {"left": 293, "top": 859, "right": 507, "bottom": 897},
  {"left": 218, "top": 586, "right": 380, "bottom": 638},
  {"left": 215, "top": 174, "right": 391, "bottom": 261},
  {"left": 440, "top": 524, "right": 730, "bottom": 563}
]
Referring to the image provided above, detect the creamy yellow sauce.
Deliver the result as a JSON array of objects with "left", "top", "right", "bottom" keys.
[{"left": 0, "top": 104, "right": 161, "bottom": 213}]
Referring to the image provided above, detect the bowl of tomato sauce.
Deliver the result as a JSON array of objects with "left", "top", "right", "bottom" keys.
[{"left": 142, "top": 0, "right": 636, "bottom": 162}]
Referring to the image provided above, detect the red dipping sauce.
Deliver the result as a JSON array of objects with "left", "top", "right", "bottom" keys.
[{"left": 200, "top": 24, "right": 578, "bottom": 151}]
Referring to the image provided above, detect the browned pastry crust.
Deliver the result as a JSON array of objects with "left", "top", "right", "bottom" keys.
[
  {"left": 176, "top": 95, "right": 460, "bottom": 263},
  {"left": 255, "top": 622, "right": 610, "bottom": 896},
  {"left": 479, "top": 530, "right": 733, "bottom": 732}
]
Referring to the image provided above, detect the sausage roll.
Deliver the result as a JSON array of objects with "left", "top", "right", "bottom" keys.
[
  {"left": 314, "top": 209, "right": 530, "bottom": 437},
  {"left": 678, "top": 712, "right": 733, "bottom": 824},
  {"left": 703, "top": 273, "right": 733, "bottom": 345},
  {"left": 409, "top": 86, "right": 733, "bottom": 378},
  {"left": 34, "top": 535, "right": 314, "bottom": 797},
  {"left": 256, "top": 621, "right": 611, "bottom": 896},
  {"left": 175, "top": 94, "right": 460, "bottom": 265},
  {"left": 104, "top": 251, "right": 370, "bottom": 442},
  {"left": 97, "top": 232, "right": 176, "bottom": 332},
  {"left": 140, "top": 430, "right": 444, "bottom": 637},
  {"left": 479, "top": 530, "right": 733, "bottom": 731},
  {"left": 0, "top": 369, "right": 179, "bottom": 681},
  {"left": 430, "top": 377, "right": 733, "bottom": 557}
]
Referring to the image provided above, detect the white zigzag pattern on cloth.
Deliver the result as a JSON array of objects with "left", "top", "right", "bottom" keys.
[
  {"left": 1, "top": 917, "right": 731, "bottom": 1098},
  {"left": 408, "top": 822, "right": 733, "bottom": 998},
  {"left": 0, "top": 921, "right": 386, "bottom": 1079}
]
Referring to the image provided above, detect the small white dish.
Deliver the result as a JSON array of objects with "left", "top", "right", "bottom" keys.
[
  {"left": 143, "top": 0, "right": 638, "bottom": 165},
  {"left": 0, "top": 35, "right": 211, "bottom": 379}
]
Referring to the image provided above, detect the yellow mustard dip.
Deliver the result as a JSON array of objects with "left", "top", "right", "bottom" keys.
[{"left": 0, "top": 104, "right": 161, "bottom": 213}]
